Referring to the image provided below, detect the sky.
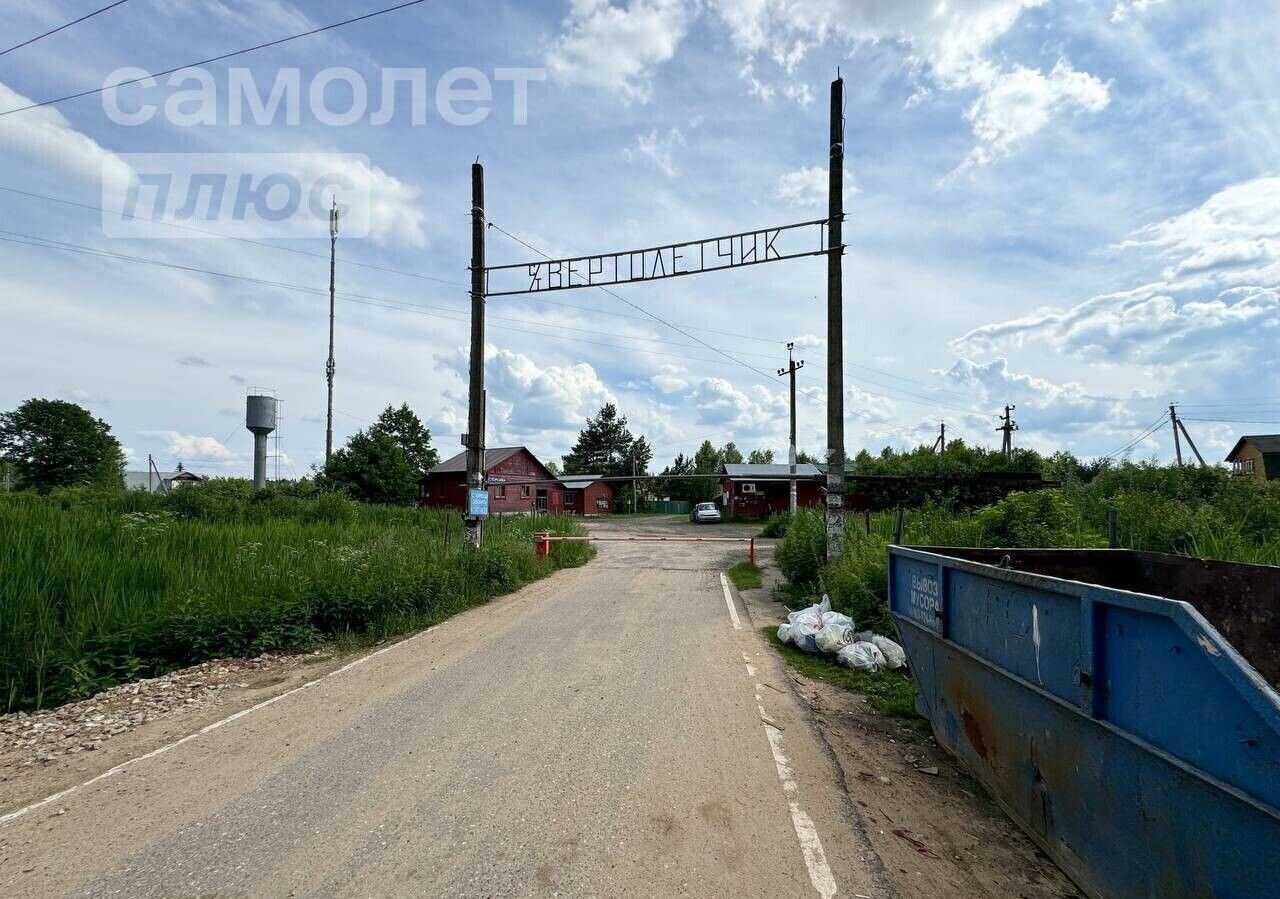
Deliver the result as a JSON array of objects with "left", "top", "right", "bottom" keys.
[{"left": 0, "top": 0, "right": 1277, "bottom": 478}]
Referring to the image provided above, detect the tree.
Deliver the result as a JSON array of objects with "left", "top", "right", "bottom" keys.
[
  {"left": 796, "top": 449, "right": 819, "bottom": 465},
  {"left": 562, "top": 403, "right": 636, "bottom": 475},
  {"left": 747, "top": 448, "right": 775, "bottom": 465},
  {"left": 660, "top": 452, "right": 696, "bottom": 501},
  {"left": 319, "top": 429, "right": 418, "bottom": 505},
  {"left": 370, "top": 403, "right": 438, "bottom": 475},
  {"left": 0, "top": 398, "right": 124, "bottom": 492},
  {"left": 720, "top": 442, "right": 744, "bottom": 465},
  {"left": 544, "top": 460, "right": 561, "bottom": 477},
  {"left": 688, "top": 439, "right": 723, "bottom": 503}
]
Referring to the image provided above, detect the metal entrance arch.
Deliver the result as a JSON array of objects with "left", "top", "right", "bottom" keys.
[{"left": 461, "top": 78, "right": 850, "bottom": 559}]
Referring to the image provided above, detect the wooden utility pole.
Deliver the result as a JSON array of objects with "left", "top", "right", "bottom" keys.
[
  {"left": 932, "top": 421, "right": 946, "bottom": 453},
  {"left": 826, "top": 75, "right": 847, "bottom": 561},
  {"left": 998, "top": 405, "right": 1018, "bottom": 458},
  {"left": 1169, "top": 404, "right": 1206, "bottom": 467},
  {"left": 465, "top": 163, "right": 486, "bottom": 548},
  {"left": 778, "top": 341, "right": 805, "bottom": 516},
  {"left": 324, "top": 199, "right": 339, "bottom": 465}
]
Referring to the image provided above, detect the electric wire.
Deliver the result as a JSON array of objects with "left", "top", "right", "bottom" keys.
[
  {"left": 0, "top": 0, "right": 132, "bottom": 57},
  {"left": 0, "top": 186, "right": 467, "bottom": 286},
  {"left": 486, "top": 220, "right": 778, "bottom": 381},
  {"left": 0, "top": 0, "right": 431, "bottom": 117},
  {"left": 1100, "top": 412, "right": 1169, "bottom": 461}
]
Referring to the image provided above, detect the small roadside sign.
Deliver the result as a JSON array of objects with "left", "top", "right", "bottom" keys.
[{"left": 468, "top": 488, "right": 489, "bottom": 518}]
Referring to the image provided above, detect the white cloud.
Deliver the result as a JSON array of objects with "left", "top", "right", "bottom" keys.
[
  {"left": 1111, "top": 0, "right": 1167, "bottom": 23},
  {"left": 0, "top": 80, "right": 133, "bottom": 193},
  {"left": 775, "top": 166, "right": 857, "bottom": 208},
  {"left": 434, "top": 343, "right": 617, "bottom": 450},
  {"left": 711, "top": 0, "right": 1107, "bottom": 167},
  {"left": 546, "top": 0, "right": 694, "bottom": 102},
  {"left": 142, "top": 431, "right": 238, "bottom": 464},
  {"left": 624, "top": 127, "right": 686, "bottom": 177},
  {"left": 1116, "top": 176, "right": 1280, "bottom": 290},
  {"left": 792, "top": 333, "right": 825, "bottom": 349},
  {"left": 957, "top": 177, "right": 1280, "bottom": 365},
  {"left": 941, "top": 358, "right": 1124, "bottom": 433},
  {"left": 690, "top": 377, "right": 787, "bottom": 431},
  {"left": 650, "top": 364, "right": 689, "bottom": 393},
  {"left": 958, "top": 61, "right": 1111, "bottom": 170}
]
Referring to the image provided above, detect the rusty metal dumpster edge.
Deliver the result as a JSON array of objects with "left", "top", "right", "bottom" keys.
[{"left": 887, "top": 546, "right": 1280, "bottom": 899}]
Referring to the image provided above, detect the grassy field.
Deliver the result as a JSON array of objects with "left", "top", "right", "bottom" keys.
[{"left": 1, "top": 483, "right": 593, "bottom": 712}]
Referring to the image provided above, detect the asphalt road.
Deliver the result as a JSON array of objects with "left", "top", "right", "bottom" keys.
[{"left": 3, "top": 516, "right": 881, "bottom": 899}]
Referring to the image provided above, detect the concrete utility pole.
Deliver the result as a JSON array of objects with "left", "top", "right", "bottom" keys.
[
  {"left": 465, "top": 162, "right": 487, "bottom": 548},
  {"left": 778, "top": 342, "right": 805, "bottom": 516},
  {"left": 825, "top": 74, "right": 847, "bottom": 561},
  {"left": 325, "top": 199, "right": 339, "bottom": 465},
  {"left": 1168, "top": 404, "right": 1206, "bottom": 468},
  {"left": 998, "top": 405, "right": 1018, "bottom": 458}
]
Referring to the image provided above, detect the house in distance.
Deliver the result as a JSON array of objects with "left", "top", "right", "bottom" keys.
[
  {"left": 1225, "top": 435, "right": 1280, "bottom": 481},
  {"left": 560, "top": 474, "right": 616, "bottom": 515},
  {"left": 719, "top": 462, "right": 823, "bottom": 519},
  {"left": 420, "top": 447, "right": 564, "bottom": 514}
]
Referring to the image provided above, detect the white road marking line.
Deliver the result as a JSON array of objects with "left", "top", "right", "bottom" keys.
[
  {"left": 750, "top": 649, "right": 840, "bottom": 899},
  {"left": 720, "top": 572, "right": 742, "bottom": 630},
  {"left": 759, "top": 713, "right": 839, "bottom": 896},
  {"left": 0, "top": 626, "right": 440, "bottom": 826}
]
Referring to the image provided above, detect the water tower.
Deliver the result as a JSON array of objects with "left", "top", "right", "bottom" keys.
[{"left": 246, "top": 394, "right": 278, "bottom": 491}]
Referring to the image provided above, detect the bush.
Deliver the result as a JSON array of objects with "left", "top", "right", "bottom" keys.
[
  {"left": 974, "top": 490, "right": 1079, "bottom": 547},
  {"left": 760, "top": 512, "right": 791, "bottom": 538}
]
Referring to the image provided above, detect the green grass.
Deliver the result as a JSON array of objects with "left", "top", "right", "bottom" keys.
[
  {"left": 727, "top": 561, "right": 763, "bottom": 591},
  {"left": 762, "top": 627, "right": 919, "bottom": 718},
  {"left": 0, "top": 484, "right": 593, "bottom": 712}
]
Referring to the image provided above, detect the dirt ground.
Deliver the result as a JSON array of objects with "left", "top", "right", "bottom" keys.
[{"left": 739, "top": 558, "right": 1085, "bottom": 899}]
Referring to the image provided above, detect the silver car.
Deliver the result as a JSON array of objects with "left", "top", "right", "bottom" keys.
[{"left": 690, "top": 502, "right": 722, "bottom": 524}]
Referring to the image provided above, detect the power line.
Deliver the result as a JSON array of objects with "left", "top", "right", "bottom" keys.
[
  {"left": 0, "top": 186, "right": 467, "bottom": 287},
  {"left": 487, "top": 220, "right": 778, "bottom": 381},
  {"left": 1100, "top": 412, "right": 1169, "bottom": 461},
  {"left": 0, "top": 0, "right": 132, "bottom": 57},
  {"left": 3, "top": 223, "right": 1011, "bottom": 424},
  {"left": 0, "top": 0, "right": 431, "bottom": 117},
  {"left": 0, "top": 231, "right": 779, "bottom": 372}
]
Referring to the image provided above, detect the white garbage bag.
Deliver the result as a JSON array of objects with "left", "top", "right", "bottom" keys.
[
  {"left": 838, "top": 641, "right": 887, "bottom": 672},
  {"left": 817, "top": 594, "right": 832, "bottom": 615},
  {"left": 790, "top": 612, "right": 825, "bottom": 653},
  {"left": 852, "top": 630, "right": 876, "bottom": 645},
  {"left": 815, "top": 624, "right": 856, "bottom": 654},
  {"left": 777, "top": 623, "right": 793, "bottom": 645},
  {"left": 821, "top": 611, "right": 855, "bottom": 630},
  {"left": 871, "top": 635, "right": 907, "bottom": 670}
]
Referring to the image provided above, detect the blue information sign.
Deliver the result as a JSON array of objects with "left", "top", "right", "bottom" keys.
[{"left": 468, "top": 489, "right": 489, "bottom": 518}]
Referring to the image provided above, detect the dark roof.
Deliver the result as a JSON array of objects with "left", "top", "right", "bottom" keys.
[
  {"left": 721, "top": 463, "right": 822, "bottom": 479},
  {"left": 1225, "top": 435, "right": 1280, "bottom": 461},
  {"left": 428, "top": 447, "right": 526, "bottom": 475}
]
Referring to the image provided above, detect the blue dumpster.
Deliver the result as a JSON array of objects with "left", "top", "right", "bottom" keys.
[{"left": 888, "top": 547, "right": 1280, "bottom": 899}]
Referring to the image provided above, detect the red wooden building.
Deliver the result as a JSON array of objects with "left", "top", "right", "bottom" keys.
[
  {"left": 420, "top": 447, "right": 564, "bottom": 515},
  {"left": 719, "top": 463, "right": 824, "bottom": 519},
  {"left": 560, "top": 474, "right": 616, "bottom": 515}
]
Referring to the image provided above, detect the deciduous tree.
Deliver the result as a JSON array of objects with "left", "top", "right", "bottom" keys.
[{"left": 0, "top": 398, "right": 124, "bottom": 492}]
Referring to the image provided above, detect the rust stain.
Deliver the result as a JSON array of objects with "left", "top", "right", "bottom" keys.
[{"left": 962, "top": 706, "right": 989, "bottom": 761}]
